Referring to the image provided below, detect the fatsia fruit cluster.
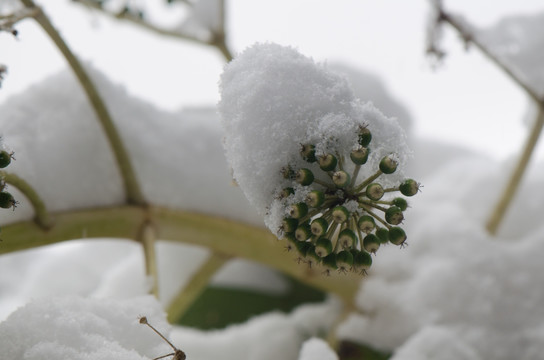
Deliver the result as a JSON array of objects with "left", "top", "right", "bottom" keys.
[{"left": 219, "top": 43, "right": 419, "bottom": 275}]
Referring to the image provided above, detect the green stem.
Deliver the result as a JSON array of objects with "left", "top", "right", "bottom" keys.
[
  {"left": 354, "top": 170, "right": 382, "bottom": 193},
  {"left": 167, "top": 252, "right": 229, "bottom": 323},
  {"left": 1, "top": 171, "right": 52, "bottom": 228},
  {"left": 139, "top": 221, "right": 159, "bottom": 297},
  {"left": 21, "top": 0, "right": 145, "bottom": 205},
  {"left": 0, "top": 205, "right": 360, "bottom": 306}
]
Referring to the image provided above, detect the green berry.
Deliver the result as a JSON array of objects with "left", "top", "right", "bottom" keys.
[
  {"left": 315, "top": 237, "right": 333, "bottom": 257},
  {"left": 0, "top": 150, "right": 12, "bottom": 168},
  {"left": 357, "top": 215, "right": 375, "bottom": 234},
  {"left": 392, "top": 197, "right": 408, "bottom": 211},
  {"left": 376, "top": 227, "right": 390, "bottom": 244},
  {"left": 379, "top": 155, "right": 398, "bottom": 174},
  {"left": 358, "top": 126, "right": 372, "bottom": 147},
  {"left": 295, "top": 224, "right": 312, "bottom": 241},
  {"left": 306, "top": 190, "right": 325, "bottom": 207},
  {"left": 385, "top": 206, "right": 404, "bottom": 225},
  {"left": 318, "top": 154, "right": 337, "bottom": 171},
  {"left": 295, "top": 240, "right": 313, "bottom": 256},
  {"left": 350, "top": 146, "right": 369, "bottom": 165},
  {"left": 353, "top": 250, "right": 372, "bottom": 271},
  {"left": 289, "top": 202, "right": 308, "bottom": 219},
  {"left": 365, "top": 183, "right": 384, "bottom": 201},
  {"left": 278, "top": 187, "right": 294, "bottom": 199},
  {"left": 322, "top": 253, "right": 338, "bottom": 270},
  {"left": 332, "top": 205, "right": 350, "bottom": 223},
  {"left": 332, "top": 171, "right": 351, "bottom": 188},
  {"left": 338, "top": 228, "right": 357, "bottom": 249},
  {"left": 281, "top": 217, "right": 298, "bottom": 233},
  {"left": 336, "top": 250, "right": 354, "bottom": 271},
  {"left": 311, "top": 217, "right": 329, "bottom": 236},
  {"left": 363, "top": 234, "right": 380, "bottom": 253},
  {"left": 389, "top": 226, "right": 407, "bottom": 246},
  {"left": 399, "top": 179, "right": 419, "bottom": 197},
  {"left": 296, "top": 168, "right": 314, "bottom": 186},
  {"left": 0, "top": 191, "right": 15, "bottom": 209},
  {"left": 300, "top": 144, "right": 316, "bottom": 163}
]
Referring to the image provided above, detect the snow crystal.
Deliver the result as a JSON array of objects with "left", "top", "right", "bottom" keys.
[
  {"left": 298, "top": 338, "right": 338, "bottom": 360},
  {"left": 218, "top": 43, "right": 409, "bottom": 235},
  {"left": 0, "top": 296, "right": 172, "bottom": 360}
]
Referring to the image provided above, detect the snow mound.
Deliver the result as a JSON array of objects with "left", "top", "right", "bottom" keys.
[
  {"left": 298, "top": 338, "right": 339, "bottom": 360},
  {"left": 0, "top": 296, "right": 172, "bottom": 360}
]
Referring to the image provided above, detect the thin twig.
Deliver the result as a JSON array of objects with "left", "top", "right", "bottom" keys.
[
  {"left": 20, "top": 0, "right": 146, "bottom": 205},
  {"left": 73, "top": 0, "right": 233, "bottom": 61}
]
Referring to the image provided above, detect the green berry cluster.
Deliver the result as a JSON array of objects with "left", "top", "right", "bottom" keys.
[
  {"left": 279, "top": 126, "right": 419, "bottom": 276},
  {"left": 0, "top": 149, "right": 16, "bottom": 210}
]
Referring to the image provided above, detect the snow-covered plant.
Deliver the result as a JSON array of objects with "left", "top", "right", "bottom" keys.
[
  {"left": 219, "top": 43, "right": 419, "bottom": 275},
  {"left": 0, "top": 143, "right": 16, "bottom": 212}
]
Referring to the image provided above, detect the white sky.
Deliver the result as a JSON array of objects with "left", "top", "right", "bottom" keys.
[{"left": 1, "top": 0, "right": 544, "bottom": 161}]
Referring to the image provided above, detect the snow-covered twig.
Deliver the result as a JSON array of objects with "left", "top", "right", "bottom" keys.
[
  {"left": 73, "top": 0, "right": 233, "bottom": 61},
  {"left": 431, "top": 2, "right": 544, "bottom": 235}
]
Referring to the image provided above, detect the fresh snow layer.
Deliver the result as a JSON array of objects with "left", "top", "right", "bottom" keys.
[
  {"left": 0, "top": 296, "right": 172, "bottom": 360},
  {"left": 218, "top": 43, "right": 409, "bottom": 235}
]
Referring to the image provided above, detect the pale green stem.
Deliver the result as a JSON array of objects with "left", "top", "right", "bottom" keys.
[
  {"left": 354, "top": 170, "right": 383, "bottom": 193},
  {"left": 167, "top": 252, "right": 229, "bottom": 323},
  {"left": 20, "top": 0, "right": 145, "bottom": 205},
  {"left": 139, "top": 222, "right": 159, "bottom": 297},
  {"left": 486, "top": 107, "right": 544, "bottom": 234},
  {"left": 1, "top": 171, "right": 52, "bottom": 228},
  {"left": 0, "top": 205, "right": 360, "bottom": 307}
]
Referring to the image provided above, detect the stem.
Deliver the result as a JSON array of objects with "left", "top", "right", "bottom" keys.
[
  {"left": 360, "top": 205, "right": 390, "bottom": 229},
  {"left": 139, "top": 221, "right": 159, "bottom": 297},
  {"left": 1, "top": 171, "right": 52, "bottom": 229},
  {"left": 350, "top": 164, "right": 361, "bottom": 188},
  {"left": 486, "top": 107, "right": 544, "bottom": 234},
  {"left": 0, "top": 205, "right": 360, "bottom": 306},
  {"left": 21, "top": 0, "right": 145, "bottom": 205},
  {"left": 354, "top": 170, "right": 383, "bottom": 193},
  {"left": 167, "top": 252, "right": 229, "bottom": 323}
]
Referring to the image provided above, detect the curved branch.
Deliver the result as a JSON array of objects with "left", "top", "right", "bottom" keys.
[
  {"left": 0, "top": 205, "right": 360, "bottom": 306},
  {"left": 1, "top": 171, "right": 52, "bottom": 229},
  {"left": 20, "top": 0, "right": 145, "bottom": 205}
]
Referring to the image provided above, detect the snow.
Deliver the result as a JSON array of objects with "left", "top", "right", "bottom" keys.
[
  {"left": 0, "top": 295, "right": 172, "bottom": 360},
  {"left": 218, "top": 43, "right": 409, "bottom": 235},
  {"left": 298, "top": 338, "right": 338, "bottom": 360},
  {"left": 2, "top": 4, "right": 544, "bottom": 359},
  {"left": 0, "top": 64, "right": 261, "bottom": 225}
]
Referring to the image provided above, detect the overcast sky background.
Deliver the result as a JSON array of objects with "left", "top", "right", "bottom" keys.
[{"left": 1, "top": 0, "right": 544, "bottom": 161}]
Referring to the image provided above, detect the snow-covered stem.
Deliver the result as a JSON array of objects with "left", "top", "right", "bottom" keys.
[
  {"left": 435, "top": 4, "right": 542, "bottom": 104},
  {"left": 19, "top": 0, "right": 145, "bottom": 205},
  {"left": 139, "top": 222, "right": 159, "bottom": 297},
  {"left": 0, "top": 171, "right": 52, "bottom": 229},
  {"left": 73, "top": 0, "right": 233, "bottom": 61},
  {"left": 0, "top": 205, "right": 360, "bottom": 307},
  {"left": 166, "top": 252, "right": 230, "bottom": 323},
  {"left": 486, "top": 107, "right": 544, "bottom": 234}
]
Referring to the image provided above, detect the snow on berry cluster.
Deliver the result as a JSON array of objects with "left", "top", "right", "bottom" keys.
[{"left": 219, "top": 43, "right": 419, "bottom": 275}]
